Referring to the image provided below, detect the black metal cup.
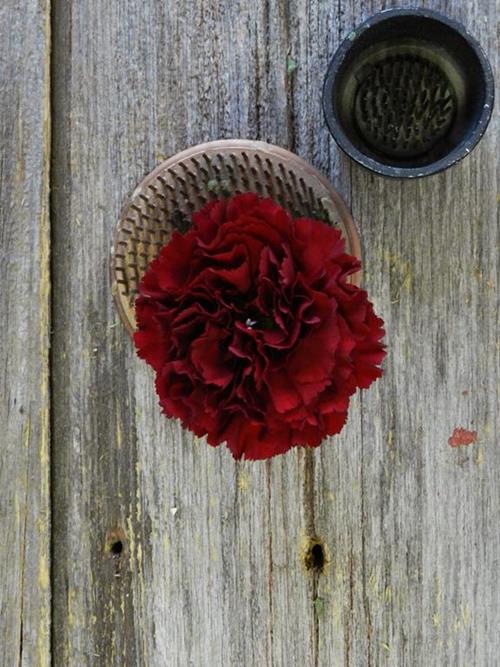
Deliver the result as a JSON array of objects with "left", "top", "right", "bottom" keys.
[{"left": 322, "top": 8, "right": 494, "bottom": 178}]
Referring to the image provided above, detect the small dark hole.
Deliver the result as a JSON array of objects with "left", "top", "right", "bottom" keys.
[
  {"left": 304, "top": 539, "right": 328, "bottom": 574},
  {"left": 110, "top": 540, "right": 123, "bottom": 556},
  {"left": 311, "top": 544, "right": 325, "bottom": 570}
]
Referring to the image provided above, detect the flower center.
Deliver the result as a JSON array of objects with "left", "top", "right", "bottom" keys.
[{"left": 244, "top": 315, "right": 277, "bottom": 331}]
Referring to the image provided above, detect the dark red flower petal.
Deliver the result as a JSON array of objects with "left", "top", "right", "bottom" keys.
[
  {"left": 134, "top": 193, "right": 386, "bottom": 459},
  {"left": 190, "top": 327, "right": 233, "bottom": 388}
]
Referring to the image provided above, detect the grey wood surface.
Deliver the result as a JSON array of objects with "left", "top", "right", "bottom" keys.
[
  {"left": 0, "top": 1, "right": 51, "bottom": 665},
  {"left": 1, "top": 0, "right": 498, "bottom": 665}
]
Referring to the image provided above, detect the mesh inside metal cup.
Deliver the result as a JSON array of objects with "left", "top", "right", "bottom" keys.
[
  {"left": 323, "top": 9, "right": 494, "bottom": 177},
  {"left": 354, "top": 54, "right": 456, "bottom": 159},
  {"left": 111, "top": 139, "right": 361, "bottom": 335}
]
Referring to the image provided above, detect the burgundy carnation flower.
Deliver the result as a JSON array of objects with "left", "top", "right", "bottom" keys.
[{"left": 134, "top": 193, "right": 385, "bottom": 459}]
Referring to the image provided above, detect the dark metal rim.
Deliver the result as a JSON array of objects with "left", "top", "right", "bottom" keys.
[{"left": 322, "top": 7, "right": 495, "bottom": 178}]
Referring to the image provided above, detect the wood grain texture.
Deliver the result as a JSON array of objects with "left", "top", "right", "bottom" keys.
[
  {"left": 46, "top": 0, "right": 499, "bottom": 665},
  {"left": 0, "top": 1, "right": 51, "bottom": 665}
]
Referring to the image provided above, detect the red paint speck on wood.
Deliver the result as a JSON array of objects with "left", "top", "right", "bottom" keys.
[{"left": 448, "top": 427, "right": 478, "bottom": 447}]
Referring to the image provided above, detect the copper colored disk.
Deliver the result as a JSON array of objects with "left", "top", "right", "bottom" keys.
[{"left": 111, "top": 139, "right": 361, "bottom": 336}]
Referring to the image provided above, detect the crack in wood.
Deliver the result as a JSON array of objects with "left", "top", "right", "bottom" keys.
[
  {"left": 266, "top": 460, "right": 274, "bottom": 667},
  {"left": 302, "top": 448, "right": 325, "bottom": 667}
]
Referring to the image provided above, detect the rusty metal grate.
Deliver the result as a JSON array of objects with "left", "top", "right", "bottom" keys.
[{"left": 111, "top": 139, "right": 361, "bottom": 335}]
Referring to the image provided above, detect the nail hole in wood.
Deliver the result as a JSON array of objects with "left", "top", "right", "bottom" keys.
[
  {"left": 105, "top": 527, "right": 127, "bottom": 560},
  {"left": 110, "top": 540, "right": 123, "bottom": 556},
  {"left": 303, "top": 537, "right": 329, "bottom": 575}
]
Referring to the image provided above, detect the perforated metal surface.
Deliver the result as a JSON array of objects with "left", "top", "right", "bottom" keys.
[{"left": 111, "top": 140, "right": 361, "bottom": 335}]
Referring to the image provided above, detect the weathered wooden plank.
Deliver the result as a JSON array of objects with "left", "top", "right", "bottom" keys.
[
  {"left": 311, "top": 2, "right": 500, "bottom": 666},
  {"left": 50, "top": 1, "right": 307, "bottom": 665},
  {"left": 0, "top": 1, "right": 51, "bottom": 665},
  {"left": 50, "top": 0, "right": 499, "bottom": 666}
]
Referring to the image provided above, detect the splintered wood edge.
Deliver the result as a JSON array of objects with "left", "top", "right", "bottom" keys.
[{"left": 111, "top": 139, "right": 362, "bottom": 337}]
